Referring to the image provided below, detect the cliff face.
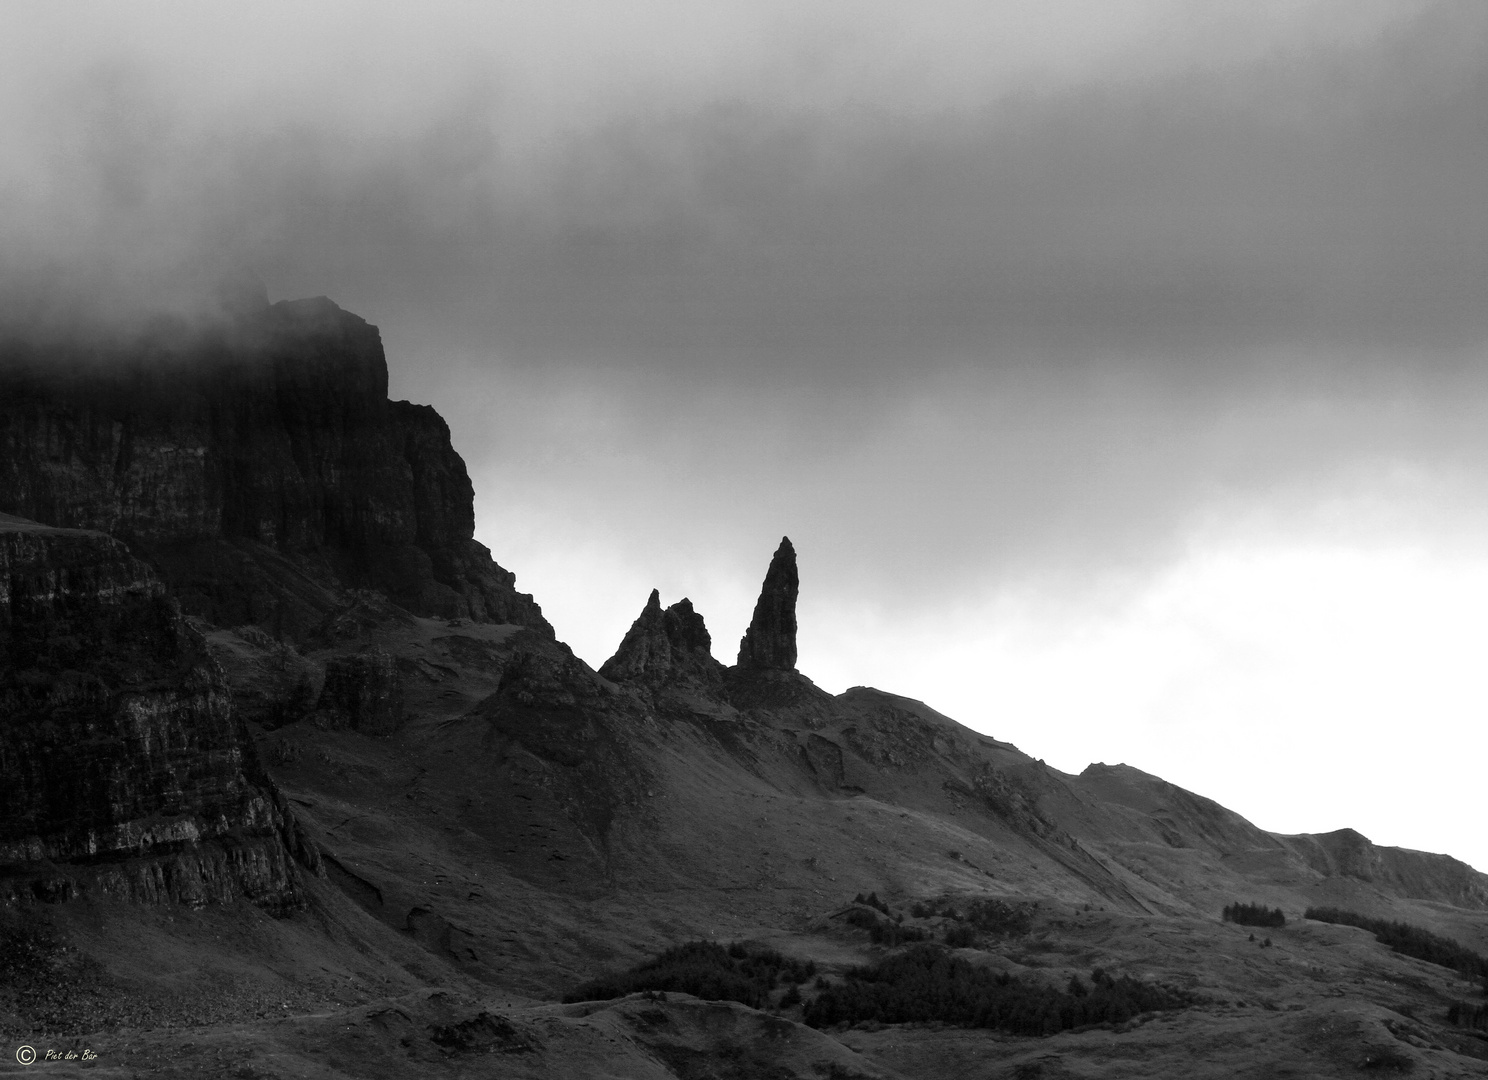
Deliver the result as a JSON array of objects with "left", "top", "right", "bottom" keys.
[
  {"left": 0, "top": 294, "right": 554, "bottom": 913},
  {"left": 1279, "top": 828, "right": 1488, "bottom": 909},
  {"left": 0, "top": 296, "right": 548, "bottom": 640},
  {"left": 0, "top": 513, "right": 316, "bottom": 911}
]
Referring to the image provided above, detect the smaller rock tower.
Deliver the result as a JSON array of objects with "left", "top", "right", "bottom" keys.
[{"left": 600, "top": 590, "right": 717, "bottom": 683}]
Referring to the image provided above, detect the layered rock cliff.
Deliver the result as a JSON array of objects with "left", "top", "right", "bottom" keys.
[
  {"left": 0, "top": 512, "right": 317, "bottom": 911},
  {"left": 1279, "top": 827, "right": 1488, "bottom": 909},
  {"left": 0, "top": 295, "right": 548, "bottom": 641},
  {"left": 0, "top": 292, "right": 544, "bottom": 912}
]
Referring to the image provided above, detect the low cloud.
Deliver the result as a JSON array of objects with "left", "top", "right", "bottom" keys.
[
  {"left": 2, "top": 2, "right": 1482, "bottom": 350},
  {"left": 2, "top": 0, "right": 1485, "bottom": 618}
]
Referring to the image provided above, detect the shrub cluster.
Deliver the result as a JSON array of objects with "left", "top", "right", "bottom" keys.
[
  {"left": 869, "top": 921, "right": 926, "bottom": 946},
  {"left": 1304, "top": 907, "right": 1488, "bottom": 981},
  {"left": 944, "top": 924, "right": 977, "bottom": 948},
  {"left": 1222, "top": 902, "right": 1286, "bottom": 928},
  {"left": 963, "top": 897, "right": 1035, "bottom": 936},
  {"left": 841, "top": 906, "right": 926, "bottom": 946},
  {"left": 802, "top": 945, "right": 1187, "bottom": 1035},
  {"left": 853, "top": 892, "right": 891, "bottom": 915},
  {"left": 908, "top": 896, "right": 1034, "bottom": 939},
  {"left": 563, "top": 941, "right": 816, "bottom": 1008}
]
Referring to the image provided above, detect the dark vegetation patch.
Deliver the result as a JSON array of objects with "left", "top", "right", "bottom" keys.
[
  {"left": 650, "top": 1041, "right": 800, "bottom": 1080},
  {"left": 1447, "top": 1000, "right": 1488, "bottom": 1032},
  {"left": 803, "top": 946, "right": 1188, "bottom": 1036},
  {"left": 945, "top": 924, "right": 978, "bottom": 948},
  {"left": 1358, "top": 1044, "right": 1416, "bottom": 1072},
  {"left": 910, "top": 896, "right": 1035, "bottom": 937},
  {"left": 838, "top": 906, "right": 926, "bottom": 946},
  {"left": 961, "top": 897, "right": 1036, "bottom": 937},
  {"left": 1222, "top": 902, "right": 1285, "bottom": 928},
  {"left": 840, "top": 892, "right": 1034, "bottom": 948},
  {"left": 427, "top": 1011, "right": 534, "bottom": 1054},
  {"left": 1304, "top": 907, "right": 1488, "bottom": 981},
  {"left": 563, "top": 941, "right": 816, "bottom": 1009}
]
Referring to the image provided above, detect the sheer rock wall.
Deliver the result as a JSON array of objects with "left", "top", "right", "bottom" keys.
[
  {"left": 0, "top": 297, "right": 548, "bottom": 640},
  {"left": 0, "top": 514, "right": 317, "bottom": 911}
]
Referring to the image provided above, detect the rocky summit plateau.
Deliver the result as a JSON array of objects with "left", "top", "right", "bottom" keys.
[{"left": 2, "top": 296, "right": 1487, "bottom": 1080}]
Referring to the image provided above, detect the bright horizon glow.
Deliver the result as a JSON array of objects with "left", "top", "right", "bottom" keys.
[
  {"left": 481, "top": 507, "right": 1488, "bottom": 874},
  {"left": 807, "top": 540, "right": 1488, "bottom": 872}
]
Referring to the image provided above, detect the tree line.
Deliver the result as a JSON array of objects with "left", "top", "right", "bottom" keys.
[
  {"left": 1447, "top": 1000, "right": 1488, "bottom": 1031},
  {"left": 802, "top": 945, "right": 1187, "bottom": 1036},
  {"left": 562, "top": 940, "right": 815, "bottom": 1008},
  {"left": 1304, "top": 906, "right": 1488, "bottom": 982},
  {"left": 841, "top": 905, "right": 927, "bottom": 946},
  {"left": 1222, "top": 902, "right": 1286, "bottom": 928}
]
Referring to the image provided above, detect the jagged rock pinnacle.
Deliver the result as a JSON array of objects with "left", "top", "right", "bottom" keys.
[
  {"left": 600, "top": 590, "right": 666, "bottom": 681},
  {"left": 663, "top": 598, "right": 713, "bottom": 659},
  {"left": 736, "top": 536, "right": 798, "bottom": 670},
  {"left": 600, "top": 589, "right": 717, "bottom": 682}
]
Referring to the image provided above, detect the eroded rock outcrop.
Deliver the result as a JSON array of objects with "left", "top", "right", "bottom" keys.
[
  {"left": 600, "top": 590, "right": 719, "bottom": 684},
  {"left": 735, "top": 536, "right": 798, "bottom": 671},
  {"left": 201, "top": 623, "right": 324, "bottom": 729},
  {"left": 1280, "top": 828, "right": 1488, "bottom": 909},
  {"left": 0, "top": 297, "right": 548, "bottom": 640},
  {"left": 319, "top": 647, "right": 405, "bottom": 735},
  {"left": 0, "top": 513, "right": 317, "bottom": 911}
]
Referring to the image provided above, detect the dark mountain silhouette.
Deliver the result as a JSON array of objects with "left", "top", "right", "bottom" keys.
[
  {"left": 2, "top": 299, "right": 1486, "bottom": 1078},
  {"left": 0, "top": 295, "right": 547, "bottom": 640}
]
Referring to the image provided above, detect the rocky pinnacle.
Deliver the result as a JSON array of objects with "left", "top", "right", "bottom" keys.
[
  {"left": 600, "top": 589, "right": 668, "bottom": 681},
  {"left": 600, "top": 590, "right": 717, "bottom": 683},
  {"left": 736, "top": 536, "right": 798, "bottom": 670}
]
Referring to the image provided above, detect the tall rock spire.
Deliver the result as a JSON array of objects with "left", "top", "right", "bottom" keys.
[{"left": 736, "top": 537, "right": 798, "bottom": 670}]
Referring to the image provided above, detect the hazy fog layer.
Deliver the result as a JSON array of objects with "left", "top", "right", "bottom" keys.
[{"left": 4, "top": 2, "right": 1487, "bottom": 867}]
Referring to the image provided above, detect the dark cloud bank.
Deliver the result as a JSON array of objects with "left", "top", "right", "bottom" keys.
[
  {"left": 6, "top": 0, "right": 1488, "bottom": 868},
  {"left": 1, "top": 0, "right": 1485, "bottom": 618}
]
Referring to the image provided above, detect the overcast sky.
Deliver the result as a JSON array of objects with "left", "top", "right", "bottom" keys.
[{"left": 4, "top": 2, "right": 1488, "bottom": 868}]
